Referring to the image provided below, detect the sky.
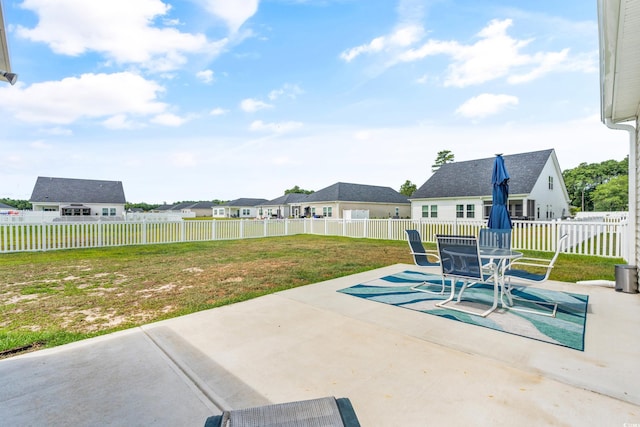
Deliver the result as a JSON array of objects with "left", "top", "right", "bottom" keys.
[{"left": 0, "top": 0, "right": 631, "bottom": 204}]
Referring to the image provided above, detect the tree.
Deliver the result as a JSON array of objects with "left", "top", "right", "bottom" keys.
[
  {"left": 591, "top": 175, "right": 628, "bottom": 211},
  {"left": 399, "top": 180, "right": 417, "bottom": 197},
  {"left": 0, "top": 198, "right": 31, "bottom": 210},
  {"left": 432, "top": 150, "right": 454, "bottom": 172},
  {"left": 284, "top": 185, "right": 314, "bottom": 195},
  {"left": 562, "top": 157, "right": 628, "bottom": 211}
]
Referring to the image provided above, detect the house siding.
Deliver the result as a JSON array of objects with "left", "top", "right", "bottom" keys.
[
  {"left": 636, "top": 118, "right": 640, "bottom": 269},
  {"left": 527, "top": 156, "right": 570, "bottom": 219}
]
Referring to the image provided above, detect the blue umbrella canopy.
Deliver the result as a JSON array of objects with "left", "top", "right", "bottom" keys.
[{"left": 488, "top": 154, "right": 512, "bottom": 229}]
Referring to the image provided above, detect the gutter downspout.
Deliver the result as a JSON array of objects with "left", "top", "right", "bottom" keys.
[{"left": 605, "top": 118, "right": 637, "bottom": 263}]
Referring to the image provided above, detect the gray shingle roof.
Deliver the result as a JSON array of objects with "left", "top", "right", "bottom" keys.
[
  {"left": 303, "top": 182, "right": 409, "bottom": 204},
  {"left": 411, "top": 149, "right": 554, "bottom": 199},
  {"left": 221, "top": 198, "right": 269, "bottom": 207},
  {"left": 261, "top": 193, "right": 310, "bottom": 205},
  {"left": 188, "top": 201, "right": 216, "bottom": 209},
  {"left": 29, "top": 177, "right": 126, "bottom": 204}
]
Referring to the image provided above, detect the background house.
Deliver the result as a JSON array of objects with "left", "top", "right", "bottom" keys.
[
  {"left": 410, "top": 149, "right": 570, "bottom": 221},
  {"left": 184, "top": 201, "right": 216, "bottom": 217},
  {"left": 258, "top": 193, "right": 309, "bottom": 219},
  {"left": 213, "top": 198, "right": 268, "bottom": 218},
  {"left": 300, "top": 182, "right": 410, "bottom": 219},
  {"left": 29, "top": 177, "right": 126, "bottom": 219}
]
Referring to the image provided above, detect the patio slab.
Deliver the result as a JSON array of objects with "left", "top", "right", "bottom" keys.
[{"left": 1, "top": 263, "right": 639, "bottom": 426}]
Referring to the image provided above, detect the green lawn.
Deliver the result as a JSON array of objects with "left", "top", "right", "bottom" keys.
[{"left": 0, "top": 235, "right": 623, "bottom": 356}]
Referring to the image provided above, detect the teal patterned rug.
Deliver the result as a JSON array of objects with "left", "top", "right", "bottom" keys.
[{"left": 338, "top": 270, "right": 588, "bottom": 351}]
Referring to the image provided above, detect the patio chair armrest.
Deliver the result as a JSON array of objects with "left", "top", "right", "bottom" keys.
[
  {"left": 410, "top": 250, "right": 441, "bottom": 260},
  {"left": 507, "top": 258, "right": 552, "bottom": 269}
]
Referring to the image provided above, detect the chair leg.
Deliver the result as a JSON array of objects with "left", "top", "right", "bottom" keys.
[
  {"left": 501, "top": 282, "right": 558, "bottom": 318},
  {"left": 410, "top": 275, "right": 446, "bottom": 295},
  {"left": 436, "top": 279, "right": 499, "bottom": 318}
]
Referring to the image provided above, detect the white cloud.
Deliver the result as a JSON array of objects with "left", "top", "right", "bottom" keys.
[
  {"left": 17, "top": 0, "right": 227, "bottom": 72},
  {"left": 0, "top": 72, "right": 167, "bottom": 124},
  {"left": 197, "top": 69, "right": 215, "bottom": 83},
  {"left": 240, "top": 98, "right": 273, "bottom": 112},
  {"left": 249, "top": 120, "right": 303, "bottom": 133},
  {"left": 151, "top": 113, "right": 189, "bottom": 126},
  {"left": 345, "top": 18, "right": 574, "bottom": 87},
  {"left": 456, "top": 93, "right": 519, "bottom": 119},
  {"left": 102, "top": 114, "right": 141, "bottom": 130},
  {"left": 340, "top": 25, "right": 424, "bottom": 62},
  {"left": 30, "top": 140, "right": 53, "bottom": 149},
  {"left": 268, "top": 84, "right": 303, "bottom": 100},
  {"left": 209, "top": 107, "right": 228, "bottom": 116},
  {"left": 199, "top": 0, "right": 259, "bottom": 33}
]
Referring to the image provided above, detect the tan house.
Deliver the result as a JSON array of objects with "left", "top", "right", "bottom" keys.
[{"left": 300, "top": 182, "right": 410, "bottom": 219}]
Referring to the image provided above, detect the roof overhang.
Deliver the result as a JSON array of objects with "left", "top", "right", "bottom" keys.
[
  {"left": 0, "top": 0, "right": 13, "bottom": 83},
  {"left": 599, "top": 0, "right": 640, "bottom": 124}
]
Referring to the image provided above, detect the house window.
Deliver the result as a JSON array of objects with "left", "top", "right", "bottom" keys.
[
  {"left": 466, "top": 204, "right": 475, "bottom": 218},
  {"left": 430, "top": 205, "right": 438, "bottom": 218},
  {"left": 456, "top": 204, "right": 464, "bottom": 218},
  {"left": 110, "top": 208, "right": 116, "bottom": 216},
  {"left": 102, "top": 208, "right": 109, "bottom": 216},
  {"left": 323, "top": 206, "right": 332, "bottom": 217},
  {"left": 421, "top": 205, "right": 429, "bottom": 218},
  {"left": 242, "top": 208, "right": 250, "bottom": 216},
  {"left": 549, "top": 176, "right": 553, "bottom": 190}
]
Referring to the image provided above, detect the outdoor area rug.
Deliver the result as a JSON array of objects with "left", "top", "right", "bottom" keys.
[{"left": 338, "top": 270, "right": 588, "bottom": 351}]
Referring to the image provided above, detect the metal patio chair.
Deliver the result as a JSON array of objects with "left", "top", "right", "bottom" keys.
[
  {"left": 404, "top": 229, "right": 444, "bottom": 294},
  {"left": 434, "top": 234, "right": 500, "bottom": 317},
  {"left": 501, "top": 233, "right": 569, "bottom": 317}
]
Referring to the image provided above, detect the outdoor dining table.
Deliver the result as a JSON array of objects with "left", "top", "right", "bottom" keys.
[{"left": 479, "top": 246, "right": 523, "bottom": 310}]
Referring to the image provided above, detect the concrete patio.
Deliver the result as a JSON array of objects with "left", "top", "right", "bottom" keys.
[{"left": 1, "top": 263, "right": 639, "bottom": 426}]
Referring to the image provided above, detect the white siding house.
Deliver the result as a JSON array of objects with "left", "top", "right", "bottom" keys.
[
  {"left": 410, "top": 149, "right": 571, "bottom": 221},
  {"left": 29, "top": 177, "right": 127, "bottom": 219},
  {"left": 213, "top": 198, "right": 268, "bottom": 218},
  {"left": 258, "top": 193, "right": 309, "bottom": 219}
]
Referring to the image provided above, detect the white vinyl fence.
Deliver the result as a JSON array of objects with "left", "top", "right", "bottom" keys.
[{"left": 0, "top": 217, "right": 629, "bottom": 259}]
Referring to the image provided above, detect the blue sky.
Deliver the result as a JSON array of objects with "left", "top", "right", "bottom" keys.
[{"left": 0, "top": 0, "right": 629, "bottom": 204}]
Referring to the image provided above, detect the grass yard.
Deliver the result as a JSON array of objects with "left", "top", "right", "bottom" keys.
[{"left": 0, "top": 234, "right": 623, "bottom": 357}]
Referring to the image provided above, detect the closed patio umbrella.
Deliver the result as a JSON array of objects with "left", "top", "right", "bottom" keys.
[{"left": 488, "top": 154, "right": 512, "bottom": 230}]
